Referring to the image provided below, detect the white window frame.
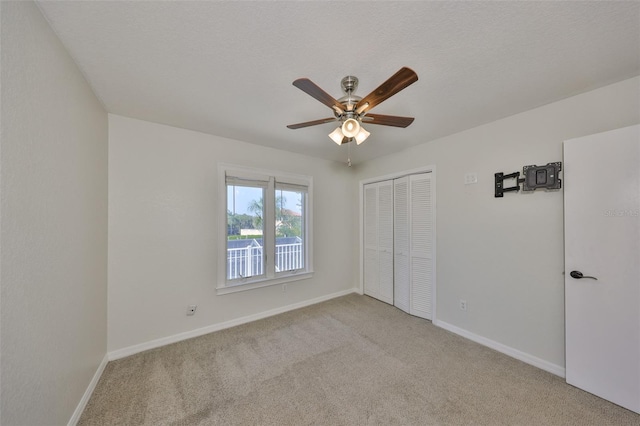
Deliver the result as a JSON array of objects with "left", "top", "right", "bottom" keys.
[{"left": 217, "top": 163, "right": 313, "bottom": 295}]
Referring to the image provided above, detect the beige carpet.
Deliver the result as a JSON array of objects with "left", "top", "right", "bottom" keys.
[{"left": 79, "top": 294, "right": 639, "bottom": 425}]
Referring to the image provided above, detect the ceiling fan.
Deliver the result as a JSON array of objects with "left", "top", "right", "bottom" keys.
[{"left": 287, "top": 67, "right": 418, "bottom": 145}]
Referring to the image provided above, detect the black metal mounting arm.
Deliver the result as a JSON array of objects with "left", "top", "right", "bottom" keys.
[{"left": 495, "top": 172, "right": 525, "bottom": 198}]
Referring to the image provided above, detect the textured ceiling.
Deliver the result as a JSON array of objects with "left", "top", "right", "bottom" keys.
[{"left": 37, "top": 1, "right": 640, "bottom": 164}]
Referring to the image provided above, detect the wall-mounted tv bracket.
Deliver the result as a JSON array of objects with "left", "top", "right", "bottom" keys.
[
  {"left": 494, "top": 171, "right": 524, "bottom": 197},
  {"left": 495, "top": 162, "right": 562, "bottom": 197}
]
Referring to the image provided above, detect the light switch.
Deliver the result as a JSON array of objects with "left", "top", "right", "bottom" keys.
[{"left": 464, "top": 173, "right": 478, "bottom": 185}]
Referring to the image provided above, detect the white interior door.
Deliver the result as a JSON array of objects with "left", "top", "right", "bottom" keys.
[
  {"left": 564, "top": 124, "right": 640, "bottom": 414},
  {"left": 363, "top": 181, "right": 393, "bottom": 305},
  {"left": 377, "top": 181, "right": 394, "bottom": 304},
  {"left": 363, "top": 183, "right": 379, "bottom": 300},
  {"left": 394, "top": 177, "right": 410, "bottom": 313},
  {"left": 410, "top": 173, "right": 434, "bottom": 320}
]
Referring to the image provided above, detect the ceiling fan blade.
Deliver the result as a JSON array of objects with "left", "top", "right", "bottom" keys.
[
  {"left": 292, "top": 78, "right": 345, "bottom": 114},
  {"left": 361, "top": 113, "right": 415, "bottom": 128},
  {"left": 356, "top": 67, "right": 418, "bottom": 114},
  {"left": 286, "top": 117, "right": 337, "bottom": 129}
]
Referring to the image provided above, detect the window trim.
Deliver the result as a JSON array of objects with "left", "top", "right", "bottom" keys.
[{"left": 217, "top": 163, "right": 313, "bottom": 294}]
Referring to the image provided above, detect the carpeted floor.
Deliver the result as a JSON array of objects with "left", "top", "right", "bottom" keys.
[{"left": 79, "top": 294, "right": 640, "bottom": 425}]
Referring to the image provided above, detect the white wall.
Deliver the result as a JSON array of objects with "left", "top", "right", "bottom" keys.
[
  {"left": 0, "top": 2, "right": 108, "bottom": 425},
  {"left": 108, "top": 115, "right": 356, "bottom": 353},
  {"left": 354, "top": 76, "right": 640, "bottom": 371}
]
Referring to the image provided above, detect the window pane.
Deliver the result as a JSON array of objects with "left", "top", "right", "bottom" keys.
[
  {"left": 226, "top": 185, "right": 265, "bottom": 280},
  {"left": 275, "top": 188, "right": 305, "bottom": 272}
]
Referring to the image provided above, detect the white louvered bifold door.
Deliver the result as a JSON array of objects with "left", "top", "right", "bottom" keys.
[
  {"left": 409, "top": 173, "right": 433, "bottom": 320},
  {"left": 393, "top": 177, "right": 410, "bottom": 313},
  {"left": 363, "top": 183, "right": 380, "bottom": 300},
  {"left": 377, "top": 181, "right": 394, "bottom": 304}
]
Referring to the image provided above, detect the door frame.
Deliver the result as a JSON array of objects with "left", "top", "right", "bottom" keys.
[{"left": 359, "top": 165, "right": 437, "bottom": 322}]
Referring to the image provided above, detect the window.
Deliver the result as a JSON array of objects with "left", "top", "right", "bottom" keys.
[{"left": 218, "top": 164, "right": 313, "bottom": 294}]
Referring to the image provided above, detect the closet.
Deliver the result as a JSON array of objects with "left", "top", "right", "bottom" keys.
[{"left": 363, "top": 172, "right": 434, "bottom": 320}]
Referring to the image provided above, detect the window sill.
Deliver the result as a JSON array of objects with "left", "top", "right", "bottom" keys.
[{"left": 216, "top": 271, "right": 314, "bottom": 295}]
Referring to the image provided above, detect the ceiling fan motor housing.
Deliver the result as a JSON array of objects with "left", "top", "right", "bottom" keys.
[
  {"left": 341, "top": 75, "right": 358, "bottom": 94},
  {"left": 339, "top": 76, "right": 362, "bottom": 114}
]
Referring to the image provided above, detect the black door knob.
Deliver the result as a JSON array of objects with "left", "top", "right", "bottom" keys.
[{"left": 570, "top": 270, "right": 598, "bottom": 280}]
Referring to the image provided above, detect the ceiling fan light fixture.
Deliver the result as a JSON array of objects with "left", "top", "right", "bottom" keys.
[
  {"left": 355, "top": 127, "right": 370, "bottom": 145},
  {"left": 329, "top": 127, "right": 344, "bottom": 145},
  {"left": 341, "top": 118, "right": 360, "bottom": 138}
]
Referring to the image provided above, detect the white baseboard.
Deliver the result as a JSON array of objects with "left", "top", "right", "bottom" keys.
[
  {"left": 108, "top": 288, "right": 358, "bottom": 361},
  {"left": 435, "top": 320, "right": 565, "bottom": 378},
  {"left": 68, "top": 353, "right": 109, "bottom": 426}
]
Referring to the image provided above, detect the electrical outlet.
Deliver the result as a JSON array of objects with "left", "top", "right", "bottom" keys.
[
  {"left": 459, "top": 299, "right": 467, "bottom": 311},
  {"left": 187, "top": 305, "right": 197, "bottom": 316}
]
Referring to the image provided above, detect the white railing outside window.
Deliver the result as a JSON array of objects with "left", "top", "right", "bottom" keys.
[
  {"left": 227, "top": 245, "right": 264, "bottom": 279},
  {"left": 227, "top": 241, "right": 302, "bottom": 279},
  {"left": 275, "top": 243, "right": 303, "bottom": 272}
]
